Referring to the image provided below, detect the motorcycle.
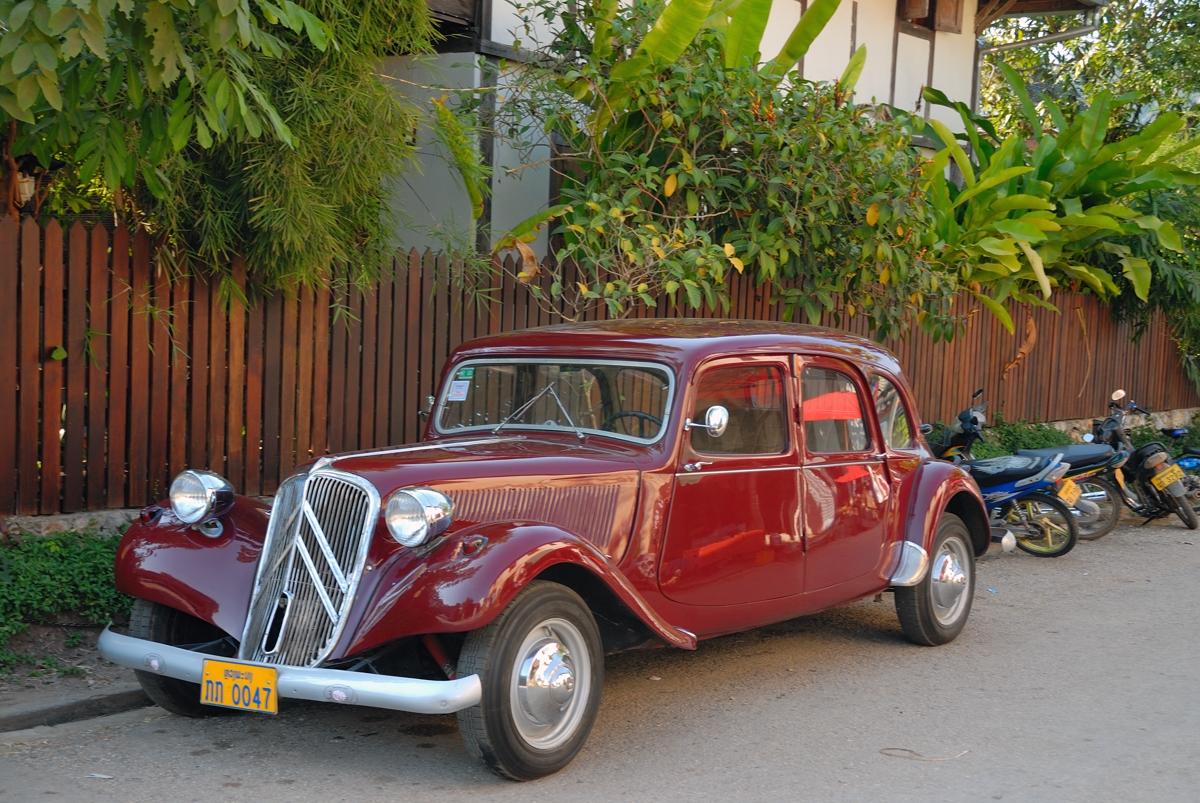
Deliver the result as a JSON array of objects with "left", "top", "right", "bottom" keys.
[
  {"left": 936, "top": 390, "right": 1080, "bottom": 557},
  {"left": 1084, "top": 389, "right": 1199, "bottom": 530},
  {"left": 1008, "top": 444, "right": 1129, "bottom": 541}
]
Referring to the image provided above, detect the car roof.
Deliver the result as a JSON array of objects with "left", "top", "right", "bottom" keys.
[{"left": 450, "top": 319, "right": 905, "bottom": 376}]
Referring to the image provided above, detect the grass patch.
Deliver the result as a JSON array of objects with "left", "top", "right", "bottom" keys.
[{"left": 0, "top": 531, "right": 132, "bottom": 672}]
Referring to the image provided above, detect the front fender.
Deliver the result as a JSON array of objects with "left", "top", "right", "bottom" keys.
[
  {"left": 885, "top": 460, "right": 988, "bottom": 583},
  {"left": 114, "top": 498, "right": 270, "bottom": 639},
  {"left": 344, "top": 522, "right": 697, "bottom": 658}
]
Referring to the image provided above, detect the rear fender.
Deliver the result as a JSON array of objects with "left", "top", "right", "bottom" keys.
[
  {"left": 344, "top": 522, "right": 697, "bottom": 657},
  {"left": 887, "top": 461, "right": 988, "bottom": 584},
  {"left": 113, "top": 498, "right": 270, "bottom": 639}
]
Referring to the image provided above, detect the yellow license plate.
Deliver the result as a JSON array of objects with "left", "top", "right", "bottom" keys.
[
  {"left": 201, "top": 659, "right": 278, "bottom": 714},
  {"left": 1058, "top": 478, "right": 1082, "bottom": 506},
  {"left": 1151, "top": 462, "right": 1185, "bottom": 491}
]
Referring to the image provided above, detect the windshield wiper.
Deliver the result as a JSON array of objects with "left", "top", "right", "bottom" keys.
[{"left": 493, "top": 385, "right": 586, "bottom": 440}]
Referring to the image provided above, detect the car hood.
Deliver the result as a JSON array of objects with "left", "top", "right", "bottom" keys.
[{"left": 321, "top": 436, "right": 643, "bottom": 559}]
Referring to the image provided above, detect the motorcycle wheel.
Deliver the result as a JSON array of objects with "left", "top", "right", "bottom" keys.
[
  {"left": 1167, "top": 490, "right": 1199, "bottom": 530},
  {"left": 1008, "top": 493, "right": 1078, "bottom": 557},
  {"left": 1075, "top": 478, "right": 1121, "bottom": 541}
]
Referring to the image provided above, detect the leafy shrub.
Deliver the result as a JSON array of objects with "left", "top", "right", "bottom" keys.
[
  {"left": 930, "top": 413, "right": 1072, "bottom": 459},
  {"left": 0, "top": 532, "right": 132, "bottom": 670}
]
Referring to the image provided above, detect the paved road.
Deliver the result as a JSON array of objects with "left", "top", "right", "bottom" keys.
[{"left": 3, "top": 522, "right": 1199, "bottom": 803}]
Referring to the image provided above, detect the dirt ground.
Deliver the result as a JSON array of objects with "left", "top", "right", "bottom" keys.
[
  {"left": 0, "top": 624, "right": 137, "bottom": 717},
  {"left": 3, "top": 520, "right": 1199, "bottom": 803}
]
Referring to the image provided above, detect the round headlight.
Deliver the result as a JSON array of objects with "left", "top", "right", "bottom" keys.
[
  {"left": 384, "top": 487, "right": 454, "bottom": 548},
  {"left": 169, "top": 470, "right": 235, "bottom": 526}
]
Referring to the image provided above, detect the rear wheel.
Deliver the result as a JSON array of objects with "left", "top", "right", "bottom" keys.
[
  {"left": 1075, "top": 478, "right": 1121, "bottom": 541},
  {"left": 456, "top": 581, "right": 603, "bottom": 780},
  {"left": 1009, "top": 493, "right": 1078, "bottom": 557},
  {"left": 129, "top": 599, "right": 236, "bottom": 717},
  {"left": 895, "top": 513, "right": 974, "bottom": 646}
]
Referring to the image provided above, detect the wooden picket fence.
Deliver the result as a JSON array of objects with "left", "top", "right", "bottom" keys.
[{"left": 3, "top": 215, "right": 1199, "bottom": 516}]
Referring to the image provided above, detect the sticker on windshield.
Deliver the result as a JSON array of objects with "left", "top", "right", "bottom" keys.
[
  {"left": 457, "top": 367, "right": 475, "bottom": 379},
  {"left": 447, "top": 380, "right": 471, "bottom": 402}
]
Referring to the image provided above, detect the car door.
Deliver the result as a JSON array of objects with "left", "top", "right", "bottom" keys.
[
  {"left": 798, "top": 357, "right": 890, "bottom": 593},
  {"left": 659, "top": 357, "right": 804, "bottom": 606}
]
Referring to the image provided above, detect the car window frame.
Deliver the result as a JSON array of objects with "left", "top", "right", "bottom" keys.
[
  {"left": 431, "top": 357, "right": 676, "bottom": 445},
  {"left": 682, "top": 356, "right": 795, "bottom": 465},
  {"left": 868, "top": 371, "right": 921, "bottom": 454},
  {"left": 795, "top": 356, "right": 878, "bottom": 458}
]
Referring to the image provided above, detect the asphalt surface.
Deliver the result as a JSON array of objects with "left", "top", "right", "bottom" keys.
[{"left": 3, "top": 521, "right": 1198, "bottom": 803}]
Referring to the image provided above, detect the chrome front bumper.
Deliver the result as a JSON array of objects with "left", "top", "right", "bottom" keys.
[{"left": 98, "top": 627, "right": 482, "bottom": 715}]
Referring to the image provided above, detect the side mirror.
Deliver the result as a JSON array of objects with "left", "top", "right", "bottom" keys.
[
  {"left": 1112, "top": 389, "right": 1127, "bottom": 402},
  {"left": 1083, "top": 433, "right": 1095, "bottom": 443},
  {"left": 685, "top": 405, "right": 729, "bottom": 438}
]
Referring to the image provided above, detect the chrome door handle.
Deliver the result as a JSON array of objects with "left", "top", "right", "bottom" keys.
[{"left": 683, "top": 461, "right": 713, "bottom": 472}]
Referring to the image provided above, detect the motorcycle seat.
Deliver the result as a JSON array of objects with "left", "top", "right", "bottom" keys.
[
  {"left": 1015, "top": 444, "right": 1113, "bottom": 470},
  {"left": 1161, "top": 428, "right": 1189, "bottom": 439},
  {"left": 962, "top": 454, "right": 1056, "bottom": 488},
  {"left": 1184, "top": 446, "right": 1200, "bottom": 457}
]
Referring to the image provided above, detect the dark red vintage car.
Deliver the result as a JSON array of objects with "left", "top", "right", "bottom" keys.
[{"left": 99, "top": 320, "right": 987, "bottom": 779}]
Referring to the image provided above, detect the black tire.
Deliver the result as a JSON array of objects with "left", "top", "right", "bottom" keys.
[
  {"left": 128, "top": 599, "right": 236, "bottom": 718},
  {"left": 456, "top": 581, "right": 603, "bottom": 780},
  {"left": 1009, "top": 493, "right": 1078, "bottom": 557},
  {"left": 1167, "top": 490, "right": 1199, "bottom": 529},
  {"left": 1075, "top": 478, "right": 1121, "bottom": 541},
  {"left": 895, "top": 513, "right": 975, "bottom": 647}
]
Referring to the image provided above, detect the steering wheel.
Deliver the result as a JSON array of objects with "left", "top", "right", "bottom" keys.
[{"left": 601, "top": 411, "right": 663, "bottom": 438}]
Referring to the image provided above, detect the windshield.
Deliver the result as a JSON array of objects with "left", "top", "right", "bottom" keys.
[{"left": 435, "top": 359, "right": 674, "bottom": 443}]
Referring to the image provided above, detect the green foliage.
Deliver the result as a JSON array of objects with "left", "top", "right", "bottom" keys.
[
  {"left": 0, "top": 532, "right": 132, "bottom": 668},
  {"left": 483, "top": 0, "right": 958, "bottom": 338},
  {"left": 1, "top": 0, "right": 438, "bottom": 292},
  {"left": 910, "top": 70, "right": 1200, "bottom": 332},
  {"left": 967, "top": 414, "right": 1074, "bottom": 459},
  {"left": 980, "top": 2, "right": 1200, "bottom": 142}
]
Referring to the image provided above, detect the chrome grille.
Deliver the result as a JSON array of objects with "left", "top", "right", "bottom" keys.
[{"left": 239, "top": 468, "right": 378, "bottom": 667}]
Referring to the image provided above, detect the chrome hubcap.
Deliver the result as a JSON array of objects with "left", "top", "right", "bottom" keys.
[
  {"left": 510, "top": 619, "right": 590, "bottom": 750},
  {"left": 930, "top": 539, "right": 969, "bottom": 626}
]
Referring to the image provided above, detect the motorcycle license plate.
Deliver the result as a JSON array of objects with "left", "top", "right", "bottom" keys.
[
  {"left": 201, "top": 659, "right": 278, "bottom": 714},
  {"left": 1151, "top": 462, "right": 1185, "bottom": 492},
  {"left": 1058, "top": 479, "right": 1082, "bottom": 507}
]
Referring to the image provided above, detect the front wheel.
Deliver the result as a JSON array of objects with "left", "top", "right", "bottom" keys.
[
  {"left": 1167, "top": 489, "right": 1199, "bottom": 529},
  {"left": 895, "top": 513, "right": 974, "bottom": 646},
  {"left": 128, "top": 599, "right": 236, "bottom": 717},
  {"left": 456, "top": 581, "right": 604, "bottom": 780},
  {"left": 1009, "top": 493, "right": 1078, "bottom": 557},
  {"left": 1075, "top": 478, "right": 1121, "bottom": 541}
]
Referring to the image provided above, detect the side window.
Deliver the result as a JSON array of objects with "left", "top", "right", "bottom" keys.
[
  {"left": 690, "top": 364, "right": 787, "bottom": 456},
  {"left": 801, "top": 366, "right": 870, "bottom": 453},
  {"left": 870, "top": 375, "right": 916, "bottom": 450}
]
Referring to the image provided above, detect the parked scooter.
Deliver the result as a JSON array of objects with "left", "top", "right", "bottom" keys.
[
  {"left": 1010, "top": 445, "right": 1129, "bottom": 541},
  {"left": 1085, "top": 390, "right": 1199, "bottom": 530},
  {"left": 936, "top": 390, "right": 1080, "bottom": 557}
]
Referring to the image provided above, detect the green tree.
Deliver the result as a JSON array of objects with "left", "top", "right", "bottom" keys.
[
  {"left": 0, "top": 0, "right": 443, "bottom": 292},
  {"left": 483, "top": 0, "right": 960, "bottom": 339},
  {"left": 980, "top": 1, "right": 1200, "bottom": 138}
]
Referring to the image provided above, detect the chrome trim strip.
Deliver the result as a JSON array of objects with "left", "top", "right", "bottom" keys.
[
  {"left": 328, "top": 437, "right": 517, "bottom": 465},
  {"left": 888, "top": 541, "right": 930, "bottom": 587},
  {"left": 673, "top": 465, "right": 799, "bottom": 477},
  {"left": 302, "top": 498, "right": 351, "bottom": 592},
  {"left": 803, "top": 459, "right": 885, "bottom": 469},
  {"left": 99, "top": 628, "right": 482, "bottom": 716},
  {"left": 293, "top": 536, "right": 341, "bottom": 622}
]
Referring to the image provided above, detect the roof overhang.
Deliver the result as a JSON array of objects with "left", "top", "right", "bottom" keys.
[{"left": 1000, "top": 0, "right": 1109, "bottom": 18}]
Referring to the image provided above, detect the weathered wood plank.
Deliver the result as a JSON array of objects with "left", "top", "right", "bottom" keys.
[
  {"left": 39, "top": 221, "right": 64, "bottom": 514},
  {"left": 18, "top": 218, "right": 42, "bottom": 513},
  {"left": 0, "top": 218, "right": 18, "bottom": 514},
  {"left": 62, "top": 222, "right": 88, "bottom": 512}
]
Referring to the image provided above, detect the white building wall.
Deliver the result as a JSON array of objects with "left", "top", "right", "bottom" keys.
[
  {"left": 893, "top": 33, "right": 932, "bottom": 114},
  {"left": 854, "top": 1, "right": 901, "bottom": 104},
  {"left": 929, "top": 0, "right": 979, "bottom": 132},
  {"left": 381, "top": 54, "right": 479, "bottom": 254},
  {"left": 489, "top": 68, "right": 552, "bottom": 259},
  {"left": 803, "top": 0, "right": 856, "bottom": 84}
]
